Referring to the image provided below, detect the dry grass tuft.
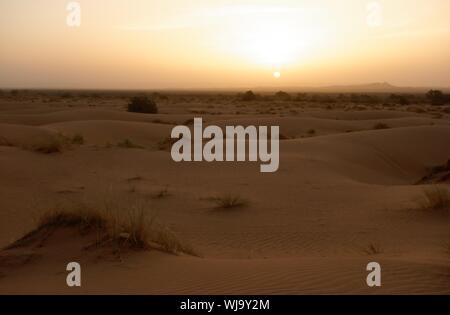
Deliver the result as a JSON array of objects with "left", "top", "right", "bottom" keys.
[
  {"left": 444, "top": 242, "right": 450, "bottom": 254},
  {"left": 70, "top": 133, "right": 84, "bottom": 145},
  {"left": 373, "top": 122, "right": 390, "bottom": 130},
  {"left": 407, "top": 106, "right": 426, "bottom": 114},
  {"left": 183, "top": 118, "right": 195, "bottom": 125},
  {"left": 0, "top": 136, "right": 13, "bottom": 147},
  {"left": 419, "top": 185, "right": 449, "bottom": 213},
  {"left": 127, "top": 176, "right": 143, "bottom": 182},
  {"left": 149, "top": 224, "right": 197, "bottom": 256},
  {"left": 209, "top": 194, "right": 249, "bottom": 210},
  {"left": 30, "top": 137, "right": 64, "bottom": 154},
  {"left": 279, "top": 133, "right": 292, "bottom": 140},
  {"left": 157, "top": 136, "right": 179, "bottom": 151},
  {"left": 117, "top": 139, "right": 144, "bottom": 149},
  {"left": 27, "top": 133, "right": 84, "bottom": 154},
  {"left": 152, "top": 186, "right": 170, "bottom": 199},
  {"left": 7, "top": 198, "right": 197, "bottom": 256},
  {"left": 416, "top": 161, "right": 450, "bottom": 184},
  {"left": 363, "top": 242, "right": 383, "bottom": 255},
  {"left": 38, "top": 207, "right": 106, "bottom": 231}
]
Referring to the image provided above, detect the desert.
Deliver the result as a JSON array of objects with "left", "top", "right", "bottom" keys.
[
  {"left": 1, "top": 0, "right": 449, "bottom": 297},
  {"left": 0, "top": 89, "right": 449, "bottom": 294}
]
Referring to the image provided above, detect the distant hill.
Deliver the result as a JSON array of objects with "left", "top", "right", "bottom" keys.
[
  {"left": 309, "top": 82, "right": 415, "bottom": 93},
  {"left": 253, "top": 82, "right": 450, "bottom": 94}
]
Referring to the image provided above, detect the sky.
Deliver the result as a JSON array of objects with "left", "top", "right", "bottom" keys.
[{"left": 0, "top": 0, "right": 449, "bottom": 89}]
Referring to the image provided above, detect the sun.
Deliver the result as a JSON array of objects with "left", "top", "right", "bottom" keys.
[{"left": 273, "top": 71, "right": 281, "bottom": 79}]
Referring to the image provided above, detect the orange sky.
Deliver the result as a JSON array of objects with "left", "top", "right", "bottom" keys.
[{"left": 0, "top": 0, "right": 449, "bottom": 89}]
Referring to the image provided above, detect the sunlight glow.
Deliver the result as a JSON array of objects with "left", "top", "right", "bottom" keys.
[
  {"left": 230, "top": 19, "right": 314, "bottom": 67},
  {"left": 1, "top": 1, "right": 449, "bottom": 89}
]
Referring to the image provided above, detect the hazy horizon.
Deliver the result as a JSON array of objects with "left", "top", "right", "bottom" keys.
[{"left": 1, "top": 0, "right": 449, "bottom": 90}]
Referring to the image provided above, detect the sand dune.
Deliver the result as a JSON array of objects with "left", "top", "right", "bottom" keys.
[
  {"left": 0, "top": 123, "right": 58, "bottom": 148},
  {"left": 309, "top": 109, "right": 421, "bottom": 120},
  {"left": 0, "top": 108, "right": 240, "bottom": 127},
  {"left": 283, "top": 125, "right": 450, "bottom": 184},
  {"left": 1, "top": 240, "right": 448, "bottom": 294},
  {"left": 44, "top": 120, "right": 173, "bottom": 147},
  {"left": 211, "top": 116, "right": 449, "bottom": 138},
  {"left": 0, "top": 97, "right": 449, "bottom": 294}
]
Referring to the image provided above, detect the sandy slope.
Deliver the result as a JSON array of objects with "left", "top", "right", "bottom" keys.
[{"left": 0, "top": 100, "right": 449, "bottom": 294}]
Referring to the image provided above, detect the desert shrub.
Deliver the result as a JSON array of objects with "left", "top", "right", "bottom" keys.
[
  {"left": 294, "top": 93, "right": 308, "bottom": 102},
  {"left": 127, "top": 96, "right": 158, "bottom": 114},
  {"left": 4, "top": 133, "right": 77, "bottom": 153},
  {"left": 407, "top": 106, "right": 426, "bottom": 114},
  {"left": 260, "top": 95, "right": 274, "bottom": 102},
  {"left": 389, "top": 94, "right": 409, "bottom": 105},
  {"left": 352, "top": 105, "right": 368, "bottom": 111},
  {"left": 373, "top": 122, "right": 390, "bottom": 130},
  {"left": 117, "top": 139, "right": 144, "bottom": 149},
  {"left": 347, "top": 93, "right": 380, "bottom": 104},
  {"left": 309, "top": 94, "right": 333, "bottom": 103},
  {"left": 274, "top": 91, "right": 291, "bottom": 101},
  {"left": 359, "top": 94, "right": 381, "bottom": 105},
  {"left": 426, "top": 90, "right": 447, "bottom": 106},
  {"left": 152, "top": 92, "right": 169, "bottom": 101},
  {"left": 31, "top": 137, "right": 63, "bottom": 154},
  {"left": 350, "top": 94, "right": 361, "bottom": 103},
  {"left": 70, "top": 133, "right": 84, "bottom": 145},
  {"left": 60, "top": 92, "right": 72, "bottom": 99},
  {"left": 240, "top": 90, "right": 257, "bottom": 102}
]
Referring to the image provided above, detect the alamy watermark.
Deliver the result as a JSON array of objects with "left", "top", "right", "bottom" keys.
[
  {"left": 366, "top": 1, "right": 383, "bottom": 28},
  {"left": 366, "top": 262, "right": 381, "bottom": 287},
  {"left": 66, "top": 262, "right": 81, "bottom": 287},
  {"left": 66, "top": 1, "right": 81, "bottom": 27},
  {"left": 170, "top": 118, "right": 280, "bottom": 173}
]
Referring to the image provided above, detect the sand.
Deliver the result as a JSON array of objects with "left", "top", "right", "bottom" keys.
[{"left": 0, "top": 95, "right": 449, "bottom": 294}]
